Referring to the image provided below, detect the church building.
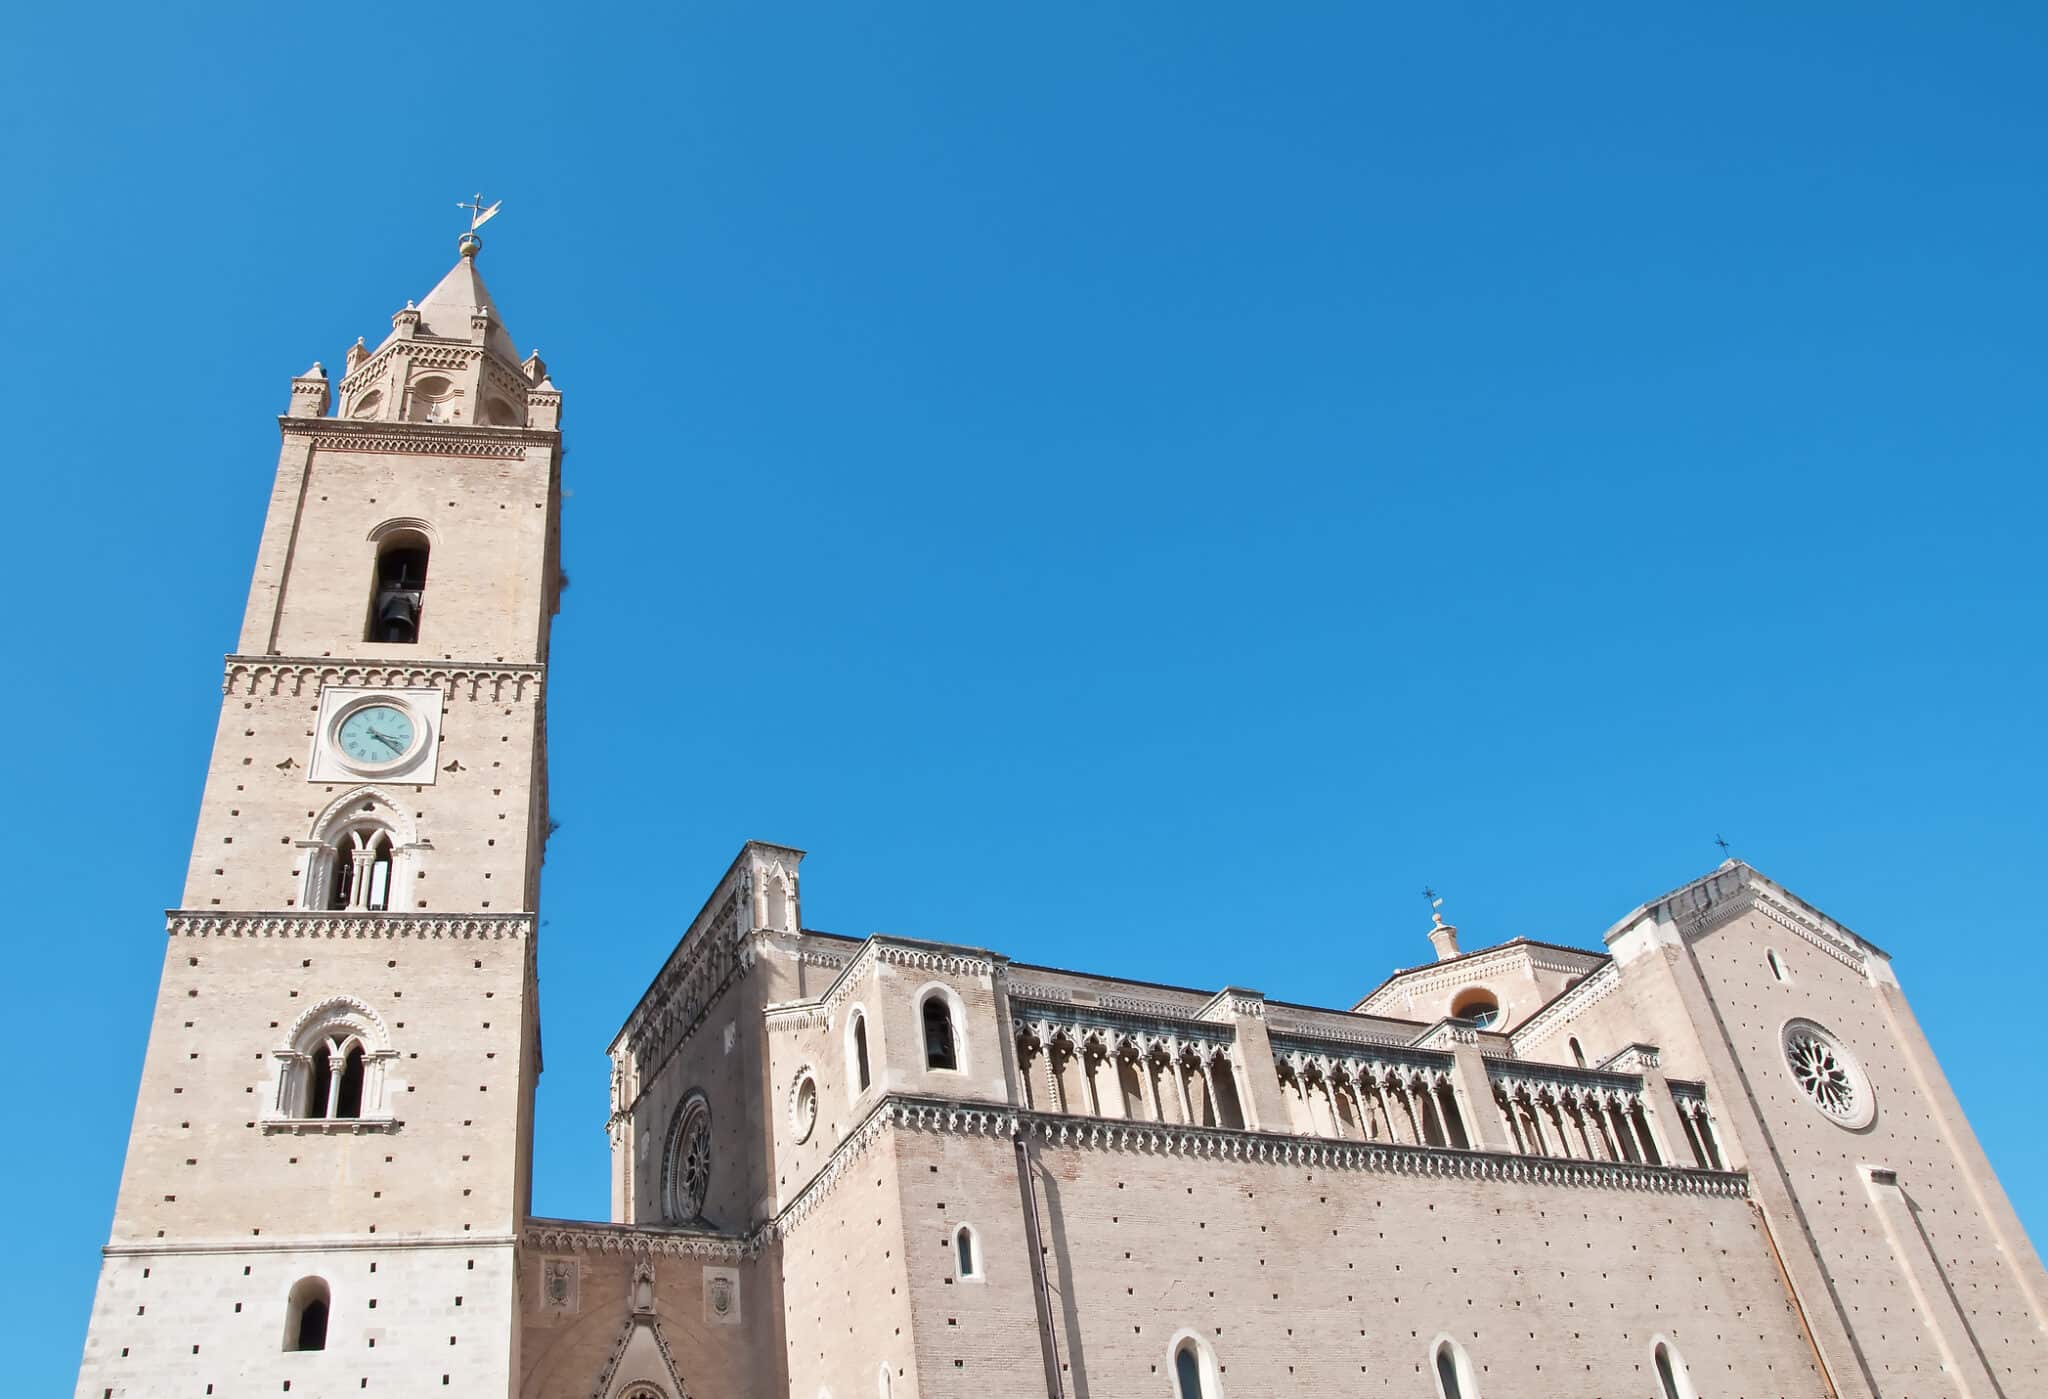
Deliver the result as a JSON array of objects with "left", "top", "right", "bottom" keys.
[{"left": 75, "top": 232, "right": 2046, "bottom": 1398}]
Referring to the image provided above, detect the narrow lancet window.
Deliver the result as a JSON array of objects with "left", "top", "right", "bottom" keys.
[
  {"left": 853, "top": 1014, "right": 871, "bottom": 1092},
  {"left": 306, "top": 1045, "right": 333, "bottom": 1118},
  {"left": 922, "top": 996, "right": 957, "bottom": 1071},
  {"left": 335, "top": 1043, "right": 366, "bottom": 1119},
  {"left": 1175, "top": 1343, "right": 1206, "bottom": 1399}
]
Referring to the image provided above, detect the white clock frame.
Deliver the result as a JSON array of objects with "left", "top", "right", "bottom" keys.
[{"left": 308, "top": 686, "right": 446, "bottom": 785}]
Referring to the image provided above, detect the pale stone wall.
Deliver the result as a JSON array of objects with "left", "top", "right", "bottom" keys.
[{"left": 76, "top": 1242, "right": 517, "bottom": 1398}]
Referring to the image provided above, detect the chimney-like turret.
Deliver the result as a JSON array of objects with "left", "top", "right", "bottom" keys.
[{"left": 1428, "top": 910, "right": 1461, "bottom": 962}]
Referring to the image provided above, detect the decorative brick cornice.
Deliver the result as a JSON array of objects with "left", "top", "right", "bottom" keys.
[
  {"left": 1510, "top": 959, "right": 1621, "bottom": 1053},
  {"left": 763, "top": 1004, "right": 831, "bottom": 1035},
  {"left": 1748, "top": 887, "right": 1867, "bottom": 977},
  {"left": 886, "top": 1095, "right": 1748, "bottom": 1199},
  {"left": 166, "top": 911, "right": 532, "bottom": 940},
  {"left": 281, "top": 416, "right": 556, "bottom": 457},
  {"left": 1358, "top": 940, "right": 1605, "bottom": 1014},
  {"left": 1263, "top": 1017, "right": 1414, "bottom": 1050},
  {"left": 874, "top": 942, "right": 1003, "bottom": 978},
  {"left": 522, "top": 1217, "right": 755, "bottom": 1262},
  {"left": 223, "top": 656, "right": 543, "bottom": 702}
]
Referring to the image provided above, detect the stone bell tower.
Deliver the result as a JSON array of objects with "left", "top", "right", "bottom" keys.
[{"left": 75, "top": 217, "right": 563, "bottom": 1397}]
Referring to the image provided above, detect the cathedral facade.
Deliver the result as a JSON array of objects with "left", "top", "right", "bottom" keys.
[{"left": 76, "top": 240, "right": 2044, "bottom": 1398}]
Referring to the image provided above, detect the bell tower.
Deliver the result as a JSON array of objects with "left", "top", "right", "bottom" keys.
[{"left": 76, "top": 219, "right": 563, "bottom": 1397}]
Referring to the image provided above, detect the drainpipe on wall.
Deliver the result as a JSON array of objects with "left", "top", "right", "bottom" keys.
[{"left": 1014, "top": 1131, "right": 1067, "bottom": 1399}]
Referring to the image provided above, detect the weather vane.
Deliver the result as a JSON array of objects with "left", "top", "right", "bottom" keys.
[
  {"left": 456, "top": 193, "right": 503, "bottom": 256},
  {"left": 1422, "top": 886, "right": 1445, "bottom": 921}
]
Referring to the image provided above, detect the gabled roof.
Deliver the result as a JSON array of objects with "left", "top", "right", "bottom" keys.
[
  {"left": 1351, "top": 935, "right": 1608, "bottom": 1013},
  {"left": 411, "top": 252, "right": 521, "bottom": 364}
]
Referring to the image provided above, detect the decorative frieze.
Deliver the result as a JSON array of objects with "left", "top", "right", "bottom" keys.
[
  {"left": 1264, "top": 1016, "right": 1412, "bottom": 1050},
  {"left": 166, "top": 911, "right": 532, "bottom": 940},
  {"left": 523, "top": 1218, "right": 755, "bottom": 1262},
  {"left": 223, "top": 656, "right": 543, "bottom": 703},
  {"left": 874, "top": 942, "right": 1003, "bottom": 978},
  {"left": 282, "top": 417, "right": 555, "bottom": 457}
]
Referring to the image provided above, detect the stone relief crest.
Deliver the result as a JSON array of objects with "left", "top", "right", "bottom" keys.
[
  {"left": 703, "top": 1265, "right": 741, "bottom": 1326},
  {"left": 542, "top": 1257, "right": 579, "bottom": 1314}
]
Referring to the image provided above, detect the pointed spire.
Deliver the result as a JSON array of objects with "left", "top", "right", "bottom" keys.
[{"left": 410, "top": 252, "right": 520, "bottom": 365}]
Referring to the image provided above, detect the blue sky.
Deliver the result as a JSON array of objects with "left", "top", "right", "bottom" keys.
[{"left": 5, "top": 2, "right": 2045, "bottom": 1385}]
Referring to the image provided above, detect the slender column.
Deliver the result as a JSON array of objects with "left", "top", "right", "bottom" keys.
[
  {"left": 1197, "top": 1059, "right": 1221, "bottom": 1128},
  {"left": 1137, "top": 1047, "right": 1162, "bottom": 1122},
  {"left": 1614, "top": 1097, "right": 1646, "bottom": 1163},
  {"left": 1695, "top": 1107, "right": 1725, "bottom": 1170},
  {"left": 324, "top": 1040, "right": 344, "bottom": 1118},
  {"left": 1318, "top": 1072, "right": 1344, "bottom": 1139},
  {"left": 1522, "top": 1090, "right": 1553, "bottom": 1156},
  {"left": 1171, "top": 1043, "right": 1195, "bottom": 1124}
]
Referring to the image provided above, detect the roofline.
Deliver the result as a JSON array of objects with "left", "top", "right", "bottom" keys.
[
  {"left": 1600, "top": 859, "right": 1891, "bottom": 960},
  {"left": 1350, "top": 935, "right": 1607, "bottom": 1011},
  {"left": 608, "top": 839, "right": 808, "bottom": 1051}
]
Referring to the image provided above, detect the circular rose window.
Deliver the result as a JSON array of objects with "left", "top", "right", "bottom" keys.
[
  {"left": 663, "top": 1094, "right": 712, "bottom": 1222},
  {"left": 790, "top": 1070, "right": 819, "bottom": 1144},
  {"left": 1781, "top": 1019, "right": 1874, "bottom": 1130}
]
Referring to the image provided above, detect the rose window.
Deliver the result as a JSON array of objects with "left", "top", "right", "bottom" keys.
[
  {"left": 664, "top": 1095, "right": 713, "bottom": 1222},
  {"left": 1781, "top": 1019, "right": 1874, "bottom": 1129}
]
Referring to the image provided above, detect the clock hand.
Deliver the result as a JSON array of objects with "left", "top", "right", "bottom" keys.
[{"left": 370, "top": 730, "right": 406, "bottom": 753}]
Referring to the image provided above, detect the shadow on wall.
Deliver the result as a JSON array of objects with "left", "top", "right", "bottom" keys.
[
  {"left": 1906, "top": 1187, "right": 2012, "bottom": 1399},
  {"left": 1034, "top": 1158, "right": 1090, "bottom": 1397}
]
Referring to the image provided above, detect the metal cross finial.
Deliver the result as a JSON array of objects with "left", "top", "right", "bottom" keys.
[
  {"left": 458, "top": 192, "right": 503, "bottom": 233},
  {"left": 1714, "top": 834, "right": 1733, "bottom": 858}
]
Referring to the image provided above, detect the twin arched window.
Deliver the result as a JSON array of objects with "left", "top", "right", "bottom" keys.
[
  {"left": 326, "top": 827, "right": 395, "bottom": 911},
  {"left": 272, "top": 998, "right": 395, "bottom": 1126},
  {"left": 302, "top": 790, "right": 417, "bottom": 914},
  {"left": 306, "top": 1036, "right": 367, "bottom": 1118}
]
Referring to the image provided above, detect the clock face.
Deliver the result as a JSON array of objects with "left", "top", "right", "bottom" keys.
[{"left": 335, "top": 704, "right": 418, "bottom": 767}]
